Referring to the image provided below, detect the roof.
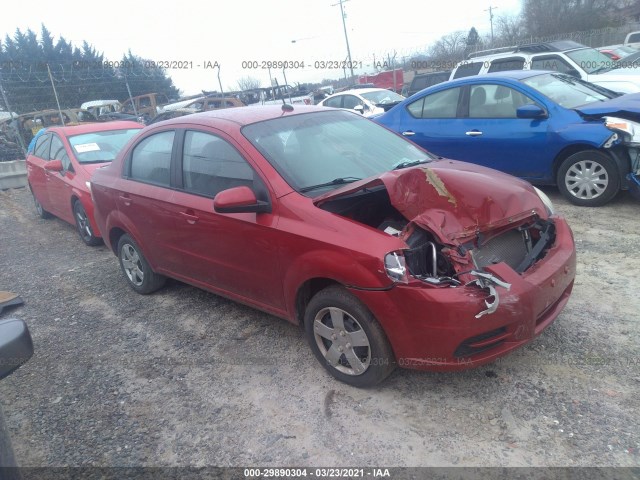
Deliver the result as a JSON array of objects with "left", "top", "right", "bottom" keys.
[
  {"left": 46, "top": 121, "right": 143, "bottom": 136},
  {"left": 152, "top": 105, "right": 331, "bottom": 127}
]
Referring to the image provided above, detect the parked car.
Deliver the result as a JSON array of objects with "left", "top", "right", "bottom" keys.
[
  {"left": 26, "top": 121, "right": 142, "bottom": 245},
  {"left": 624, "top": 30, "right": 640, "bottom": 49},
  {"left": 597, "top": 44, "right": 639, "bottom": 61},
  {"left": 450, "top": 40, "right": 640, "bottom": 94},
  {"left": 375, "top": 70, "right": 640, "bottom": 206},
  {"left": 0, "top": 318, "right": 34, "bottom": 474},
  {"left": 146, "top": 108, "right": 198, "bottom": 125},
  {"left": 91, "top": 105, "right": 576, "bottom": 387},
  {"left": 121, "top": 93, "right": 170, "bottom": 122},
  {"left": 0, "top": 109, "right": 97, "bottom": 147},
  {"left": 407, "top": 71, "right": 451, "bottom": 97},
  {"left": 319, "top": 88, "right": 405, "bottom": 117},
  {"left": 162, "top": 96, "right": 245, "bottom": 112},
  {"left": 80, "top": 100, "right": 122, "bottom": 117}
]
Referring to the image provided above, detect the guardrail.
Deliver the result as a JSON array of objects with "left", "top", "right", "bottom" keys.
[{"left": 0, "top": 160, "right": 27, "bottom": 190}]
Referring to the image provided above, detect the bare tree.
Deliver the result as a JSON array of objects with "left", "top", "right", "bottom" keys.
[
  {"left": 522, "top": 0, "right": 627, "bottom": 37},
  {"left": 429, "top": 31, "right": 467, "bottom": 63},
  {"left": 495, "top": 14, "right": 524, "bottom": 46},
  {"left": 237, "top": 76, "right": 262, "bottom": 91}
]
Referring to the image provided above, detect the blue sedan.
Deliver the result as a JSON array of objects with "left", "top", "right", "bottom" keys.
[{"left": 375, "top": 70, "right": 640, "bottom": 206}]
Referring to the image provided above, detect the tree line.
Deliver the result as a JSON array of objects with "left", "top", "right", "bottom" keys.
[{"left": 0, "top": 25, "right": 179, "bottom": 114}]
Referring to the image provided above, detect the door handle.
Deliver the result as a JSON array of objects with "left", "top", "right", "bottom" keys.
[
  {"left": 119, "top": 194, "right": 132, "bottom": 206},
  {"left": 402, "top": 131, "right": 415, "bottom": 136},
  {"left": 465, "top": 130, "right": 483, "bottom": 136},
  {"left": 180, "top": 211, "right": 200, "bottom": 225}
]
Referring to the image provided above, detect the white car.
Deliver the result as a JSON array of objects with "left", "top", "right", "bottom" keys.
[{"left": 319, "top": 88, "right": 405, "bottom": 117}]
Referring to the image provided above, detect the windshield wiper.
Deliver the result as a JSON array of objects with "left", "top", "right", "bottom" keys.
[
  {"left": 299, "top": 177, "right": 362, "bottom": 193},
  {"left": 392, "top": 159, "right": 430, "bottom": 170}
]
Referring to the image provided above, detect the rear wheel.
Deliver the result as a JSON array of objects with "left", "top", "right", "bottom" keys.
[
  {"left": 117, "top": 234, "right": 166, "bottom": 294},
  {"left": 73, "top": 201, "right": 101, "bottom": 246},
  {"left": 557, "top": 150, "right": 619, "bottom": 206},
  {"left": 304, "top": 286, "right": 395, "bottom": 387},
  {"left": 31, "top": 188, "right": 51, "bottom": 219}
]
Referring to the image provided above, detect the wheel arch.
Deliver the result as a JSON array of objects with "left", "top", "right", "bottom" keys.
[
  {"left": 294, "top": 278, "right": 342, "bottom": 327},
  {"left": 552, "top": 144, "right": 629, "bottom": 188}
]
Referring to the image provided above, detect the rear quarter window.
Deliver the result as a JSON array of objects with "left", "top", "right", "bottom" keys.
[{"left": 452, "top": 62, "right": 483, "bottom": 79}]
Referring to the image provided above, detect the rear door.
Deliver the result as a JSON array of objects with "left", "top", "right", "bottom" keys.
[
  {"left": 395, "top": 85, "right": 466, "bottom": 159},
  {"left": 119, "top": 129, "right": 181, "bottom": 268},
  {"left": 26, "top": 133, "right": 52, "bottom": 209}
]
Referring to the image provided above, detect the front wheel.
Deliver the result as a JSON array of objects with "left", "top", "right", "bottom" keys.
[
  {"left": 304, "top": 286, "right": 395, "bottom": 387},
  {"left": 117, "top": 234, "right": 166, "bottom": 294},
  {"left": 557, "top": 150, "right": 619, "bottom": 206},
  {"left": 73, "top": 201, "right": 102, "bottom": 246}
]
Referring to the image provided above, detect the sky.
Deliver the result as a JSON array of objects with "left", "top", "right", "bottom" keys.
[{"left": 0, "top": 0, "right": 521, "bottom": 95}]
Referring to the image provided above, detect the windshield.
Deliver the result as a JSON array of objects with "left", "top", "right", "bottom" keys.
[
  {"left": 68, "top": 128, "right": 141, "bottom": 163},
  {"left": 360, "top": 90, "right": 405, "bottom": 104},
  {"left": 242, "top": 110, "right": 432, "bottom": 195},
  {"left": 564, "top": 47, "right": 616, "bottom": 73},
  {"left": 521, "top": 73, "right": 617, "bottom": 109}
]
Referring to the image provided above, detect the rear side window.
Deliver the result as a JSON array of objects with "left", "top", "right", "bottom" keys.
[
  {"left": 488, "top": 58, "right": 526, "bottom": 73},
  {"left": 182, "top": 131, "right": 254, "bottom": 198},
  {"left": 452, "top": 62, "right": 483, "bottom": 79},
  {"left": 324, "top": 96, "right": 342, "bottom": 108},
  {"left": 129, "top": 131, "right": 175, "bottom": 186},
  {"left": 407, "top": 87, "right": 461, "bottom": 118}
]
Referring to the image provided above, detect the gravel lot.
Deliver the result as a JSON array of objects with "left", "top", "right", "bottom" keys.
[{"left": 0, "top": 185, "right": 638, "bottom": 468}]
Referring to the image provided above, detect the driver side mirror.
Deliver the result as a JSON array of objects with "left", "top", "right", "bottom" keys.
[
  {"left": 44, "top": 160, "right": 63, "bottom": 172},
  {"left": 213, "top": 186, "right": 271, "bottom": 214},
  {"left": 516, "top": 104, "right": 548, "bottom": 119},
  {"left": 353, "top": 105, "right": 365, "bottom": 114}
]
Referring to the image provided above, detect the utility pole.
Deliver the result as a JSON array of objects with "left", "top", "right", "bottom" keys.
[
  {"left": 485, "top": 5, "right": 497, "bottom": 45},
  {"left": 332, "top": 0, "right": 354, "bottom": 80}
]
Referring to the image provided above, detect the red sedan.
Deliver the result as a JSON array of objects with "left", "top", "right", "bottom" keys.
[
  {"left": 91, "top": 106, "right": 576, "bottom": 387},
  {"left": 26, "top": 121, "right": 142, "bottom": 245}
]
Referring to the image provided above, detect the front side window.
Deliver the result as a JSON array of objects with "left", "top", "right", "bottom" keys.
[
  {"left": 129, "top": 131, "right": 175, "bottom": 186},
  {"left": 182, "top": 131, "right": 254, "bottom": 198},
  {"left": 469, "top": 84, "right": 535, "bottom": 118},
  {"left": 342, "top": 95, "right": 363, "bottom": 109},
  {"left": 531, "top": 55, "right": 576, "bottom": 75}
]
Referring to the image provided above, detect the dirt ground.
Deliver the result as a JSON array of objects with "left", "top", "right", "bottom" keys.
[{"left": 0, "top": 185, "right": 638, "bottom": 468}]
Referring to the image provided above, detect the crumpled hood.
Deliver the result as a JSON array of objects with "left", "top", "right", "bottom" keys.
[
  {"left": 315, "top": 160, "right": 547, "bottom": 244},
  {"left": 576, "top": 92, "right": 640, "bottom": 118}
]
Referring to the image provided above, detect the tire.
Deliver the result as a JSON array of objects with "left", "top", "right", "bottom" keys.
[
  {"left": 31, "top": 188, "right": 51, "bottom": 219},
  {"left": 304, "top": 286, "right": 395, "bottom": 387},
  {"left": 557, "top": 150, "right": 619, "bottom": 207},
  {"left": 117, "top": 234, "right": 166, "bottom": 294},
  {"left": 73, "top": 201, "right": 102, "bottom": 246}
]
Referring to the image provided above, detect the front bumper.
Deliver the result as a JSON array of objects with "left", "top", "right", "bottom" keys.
[{"left": 351, "top": 217, "right": 576, "bottom": 371}]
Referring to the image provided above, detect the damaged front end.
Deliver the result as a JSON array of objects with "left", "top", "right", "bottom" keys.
[
  {"left": 317, "top": 164, "right": 559, "bottom": 320},
  {"left": 383, "top": 214, "right": 556, "bottom": 319},
  {"left": 603, "top": 117, "right": 640, "bottom": 200}
]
